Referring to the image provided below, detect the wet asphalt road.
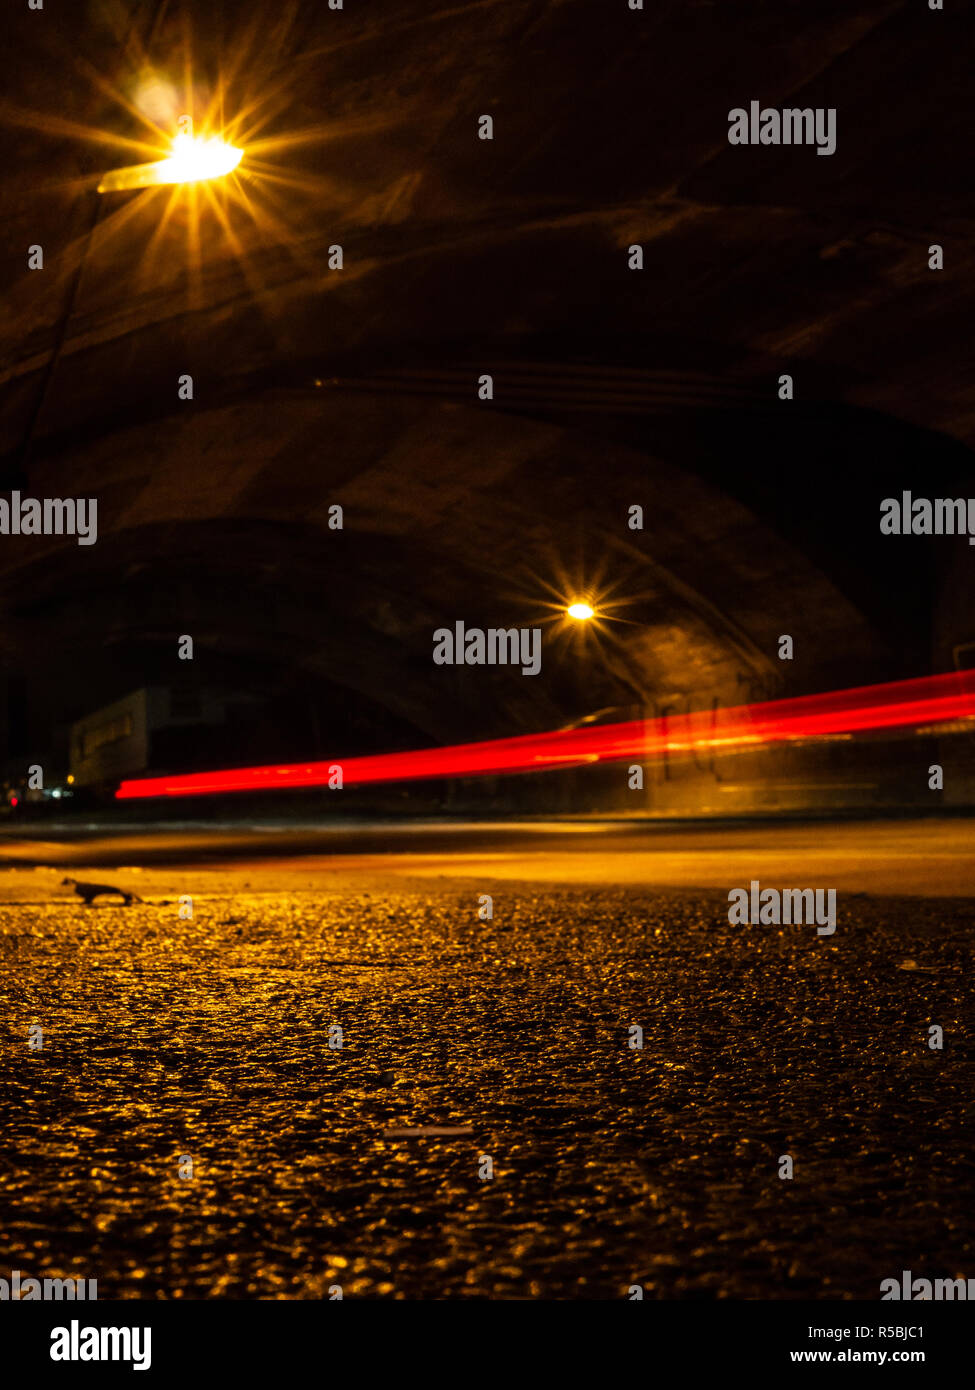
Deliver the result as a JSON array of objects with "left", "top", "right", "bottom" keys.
[{"left": 1, "top": 823, "right": 974, "bottom": 1299}]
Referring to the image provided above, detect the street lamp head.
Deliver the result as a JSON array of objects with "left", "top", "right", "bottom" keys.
[
  {"left": 161, "top": 133, "right": 243, "bottom": 184},
  {"left": 97, "top": 133, "right": 243, "bottom": 194},
  {"left": 567, "top": 601, "right": 595, "bottom": 621}
]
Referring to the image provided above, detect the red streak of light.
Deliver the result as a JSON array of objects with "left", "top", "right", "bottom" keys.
[{"left": 115, "top": 671, "right": 975, "bottom": 800}]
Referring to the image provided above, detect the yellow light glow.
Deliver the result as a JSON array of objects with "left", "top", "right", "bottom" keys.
[
  {"left": 567, "top": 602, "right": 595, "bottom": 621},
  {"left": 98, "top": 133, "right": 243, "bottom": 193},
  {"left": 161, "top": 133, "right": 243, "bottom": 183}
]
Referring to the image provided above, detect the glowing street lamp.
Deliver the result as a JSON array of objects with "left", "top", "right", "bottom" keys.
[
  {"left": 566, "top": 601, "right": 595, "bottom": 621},
  {"left": 97, "top": 133, "right": 243, "bottom": 193}
]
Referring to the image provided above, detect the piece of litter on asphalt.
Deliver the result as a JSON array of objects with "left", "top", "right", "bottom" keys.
[{"left": 383, "top": 1126, "right": 474, "bottom": 1138}]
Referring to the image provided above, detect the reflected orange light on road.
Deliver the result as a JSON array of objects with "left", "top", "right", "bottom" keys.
[{"left": 115, "top": 671, "right": 975, "bottom": 800}]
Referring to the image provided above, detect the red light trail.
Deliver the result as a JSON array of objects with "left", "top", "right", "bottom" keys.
[{"left": 115, "top": 670, "right": 975, "bottom": 800}]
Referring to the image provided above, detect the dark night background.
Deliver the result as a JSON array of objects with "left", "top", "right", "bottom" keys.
[{"left": 0, "top": 0, "right": 973, "bottom": 814}]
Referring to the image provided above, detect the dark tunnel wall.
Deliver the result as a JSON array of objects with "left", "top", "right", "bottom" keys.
[{"left": 1, "top": 384, "right": 973, "bottom": 814}]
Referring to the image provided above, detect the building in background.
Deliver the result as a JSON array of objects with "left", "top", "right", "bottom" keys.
[{"left": 69, "top": 686, "right": 256, "bottom": 789}]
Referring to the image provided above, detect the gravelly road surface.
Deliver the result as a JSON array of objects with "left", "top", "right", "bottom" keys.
[{"left": 2, "top": 856, "right": 973, "bottom": 1299}]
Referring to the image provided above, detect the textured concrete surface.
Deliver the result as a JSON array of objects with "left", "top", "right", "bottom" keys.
[{"left": 1, "top": 824, "right": 972, "bottom": 1299}]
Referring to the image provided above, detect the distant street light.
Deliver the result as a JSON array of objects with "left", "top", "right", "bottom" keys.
[
  {"left": 97, "top": 133, "right": 243, "bottom": 193},
  {"left": 567, "top": 602, "right": 595, "bottom": 621}
]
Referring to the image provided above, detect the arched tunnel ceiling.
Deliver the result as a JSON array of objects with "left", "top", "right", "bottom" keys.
[{"left": 1, "top": 0, "right": 973, "bottom": 759}]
